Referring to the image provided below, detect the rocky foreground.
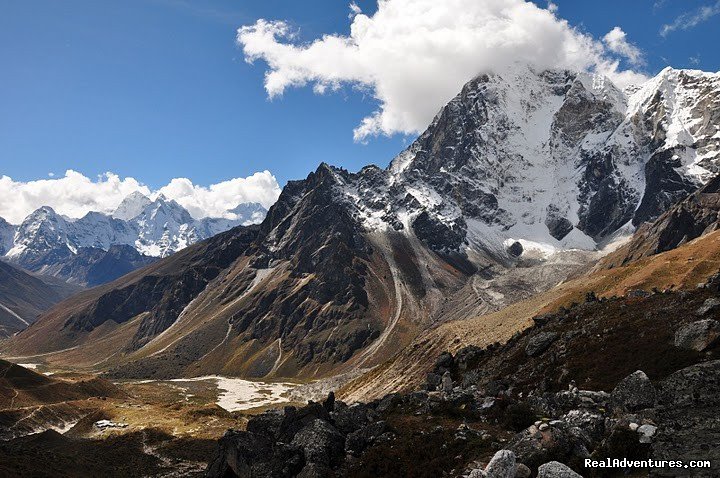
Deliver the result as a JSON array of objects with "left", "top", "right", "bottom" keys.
[{"left": 206, "top": 277, "right": 720, "bottom": 477}]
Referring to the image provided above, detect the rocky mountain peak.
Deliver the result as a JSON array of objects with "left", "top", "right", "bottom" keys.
[
  {"left": 142, "top": 195, "right": 193, "bottom": 222},
  {"left": 112, "top": 191, "right": 152, "bottom": 220},
  {"left": 314, "top": 66, "right": 720, "bottom": 261},
  {"left": 6, "top": 206, "right": 71, "bottom": 259},
  {"left": 23, "top": 206, "right": 63, "bottom": 224},
  {"left": 228, "top": 202, "right": 267, "bottom": 224}
]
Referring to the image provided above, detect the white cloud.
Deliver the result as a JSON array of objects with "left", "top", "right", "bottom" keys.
[
  {"left": 603, "top": 27, "right": 645, "bottom": 67},
  {"left": 0, "top": 170, "right": 281, "bottom": 224},
  {"left": 661, "top": 1, "right": 720, "bottom": 37},
  {"left": 157, "top": 171, "right": 281, "bottom": 219},
  {"left": 237, "top": 0, "right": 647, "bottom": 141}
]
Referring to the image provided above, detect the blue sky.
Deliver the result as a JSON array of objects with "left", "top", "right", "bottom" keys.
[{"left": 1, "top": 0, "right": 718, "bottom": 193}]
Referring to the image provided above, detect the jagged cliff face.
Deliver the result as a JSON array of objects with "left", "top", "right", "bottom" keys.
[
  {"left": 600, "top": 174, "right": 720, "bottom": 268},
  {"left": 5, "top": 66, "right": 720, "bottom": 381},
  {"left": 329, "top": 67, "right": 720, "bottom": 258},
  {"left": 628, "top": 68, "right": 720, "bottom": 225}
]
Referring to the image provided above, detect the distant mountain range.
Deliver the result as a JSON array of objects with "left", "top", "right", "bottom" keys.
[
  {"left": 5, "top": 66, "right": 719, "bottom": 382},
  {"left": 0, "top": 193, "right": 267, "bottom": 286}
]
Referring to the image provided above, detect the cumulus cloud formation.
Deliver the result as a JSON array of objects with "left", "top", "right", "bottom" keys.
[
  {"left": 661, "top": 0, "right": 720, "bottom": 37},
  {"left": 603, "top": 27, "right": 645, "bottom": 67},
  {"left": 0, "top": 170, "right": 281, "bottom": 224},
  {"left": 157, "top": 171, "right": 281, "bottom": 219},
  {"left": 237, "top": 0, "right": 647, "bottom": 141}
]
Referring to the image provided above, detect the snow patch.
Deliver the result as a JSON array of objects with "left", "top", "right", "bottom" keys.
[{"left": 131, "top": 376, "right": 298, "bottom": 412}]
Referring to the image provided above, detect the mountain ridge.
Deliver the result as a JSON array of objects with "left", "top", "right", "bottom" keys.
[
  {"left": 4, "top": 65, "right": 720, "bottom": 384},
  {"left": 0, "top": 195, "right": 268, "bottom": 286}
]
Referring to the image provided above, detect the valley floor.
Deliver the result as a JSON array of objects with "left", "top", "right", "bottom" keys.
[{"left": 0, "top": 364, "right": 308, "bottom": 478}]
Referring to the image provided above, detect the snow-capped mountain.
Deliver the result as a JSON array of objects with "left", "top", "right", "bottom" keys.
[
  {"left": 112, "top": 191, "right": 153, "bottom": 221},
  {"left": 0, "top": 217, "right": 14, "bottom": 256},
  {"left": 7, "top": 66, "right": 720, "bottom": 381},
  {"left": 6, "top": 207, "right": 75, "bottom": 261},
  {"left": 132, "top": 194, "right": 200, "bottom": 257},
  {"left": 70, "top": 212, "right": 138, "bottom": 251},
  {"left": 325, "top": 66, "right": 720, "bottom": 259},
  {"left": 0, "top": 195, "right": 268, "bottom": 284},
  {"left": 228, "top": 202, "right": 267, "bottom": 224}
]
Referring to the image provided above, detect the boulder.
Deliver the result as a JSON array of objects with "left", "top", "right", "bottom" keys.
[
  {"left": 508, "top": 241, "right": 524, "bottom": 257},
  {"left": 246, "top": 410, "right": 284, "bottom": 439},
  {"left": 652, "top": 360, "right": 720, "bottom": 476},
  {"left": 537, "top": 461, "right": 582, "bottom": 478},
  {"left": 434, "top": 351, "right": 454, "bottom": 371},
  {"left": 258, "top": 444, "right": 305, "bottom": 478},
  {"left": 206, "top": 430, "right": 267, "bottom": 478},
  {"left": 611, "top": 370, "right": 656, "bottom": 411},
  {"left": 484, "top": 449, "right": 517, "bottom": 478},
  {"left": 331, "top": 402, "right": 377, "bottom": 435},
  {"left": 376, "top": 392, "right": 401, "bottom": 412},
  {"left": 291, "top": 419, "right": 345, "bottom": 467},
  {"left": 442, "top": 371, "right": 454, "bottom": 392},
  {"left": 279, "top": 402, "right": 332, "bottom": 442},
  {"left": 696, "top": 298, "right": 720, "bottom": 316},
  {"left": 425, "top": 372, "right": 442, "bottom": 391},
  {"left": 455, "top": 345, "right": 486, "bottom": 371},
  {"left": 545, "top": 215, "right": 573, "bottom": 241},
  {"left": 637, "top": 424, "right": 657, "bottom": 444},
  {"left": 515, "top": 463, "right": 532, "bottom": 478},
  {"left": 205, "top": 430, "right": 304, "bottom": 478},
  {"left": 674, "top": 319, "right": 720, "bottom": 352},
  {"left": 345, "top": 421, "right": 387, "bottom": 456},
  {"left": 562, "top": 410, "right": 606, "bottom": 444},
  {"left": 507, "top": 423, "right": 575, "bottom": 469},
  {"left": 525, "top": 332, "right": 559, "bottom": 357}
]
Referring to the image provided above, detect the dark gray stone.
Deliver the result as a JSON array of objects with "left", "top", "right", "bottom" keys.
[
  {"left": 652, "top": 360, "right": 720, "bottom": 477},
  {"left": 546, "top": 215, "right": 574, "bottom": 241},
  {"left": 291, "top": 419, "right": 345, "bottom": 467},
  {"left": 345, "top": 421, "right": 387, "bottom": 456},
  {"left": 674, "top": 319, "right": 720, "bottom": 352},
  {"left": 696, "top": 298, "right": 720, "bottom": 316},
  {"left": 508, "top": 241, "right": 524, "bottom": 257},
  {"left": 525, "top": 332, "right": 559, "bottom": 357},
  {"left": 515, "top": 463, "right": 532, "bottom": 478},
  {"left": 611, "top": 370, "right": 657, "bottom": 411}
]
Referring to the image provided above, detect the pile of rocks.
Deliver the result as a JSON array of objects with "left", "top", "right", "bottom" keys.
[
  {"left": 206, "top": 355, "right": 720, "bottom": 477},
  {"left": 469, "top": 449, "right": 580, "bottom": 478},
  {"left": 206, "top": 287, "right": 720, "bottom": 477},
  {"left": 206, "top": 393, "right": 393, "bottom": 477}
]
